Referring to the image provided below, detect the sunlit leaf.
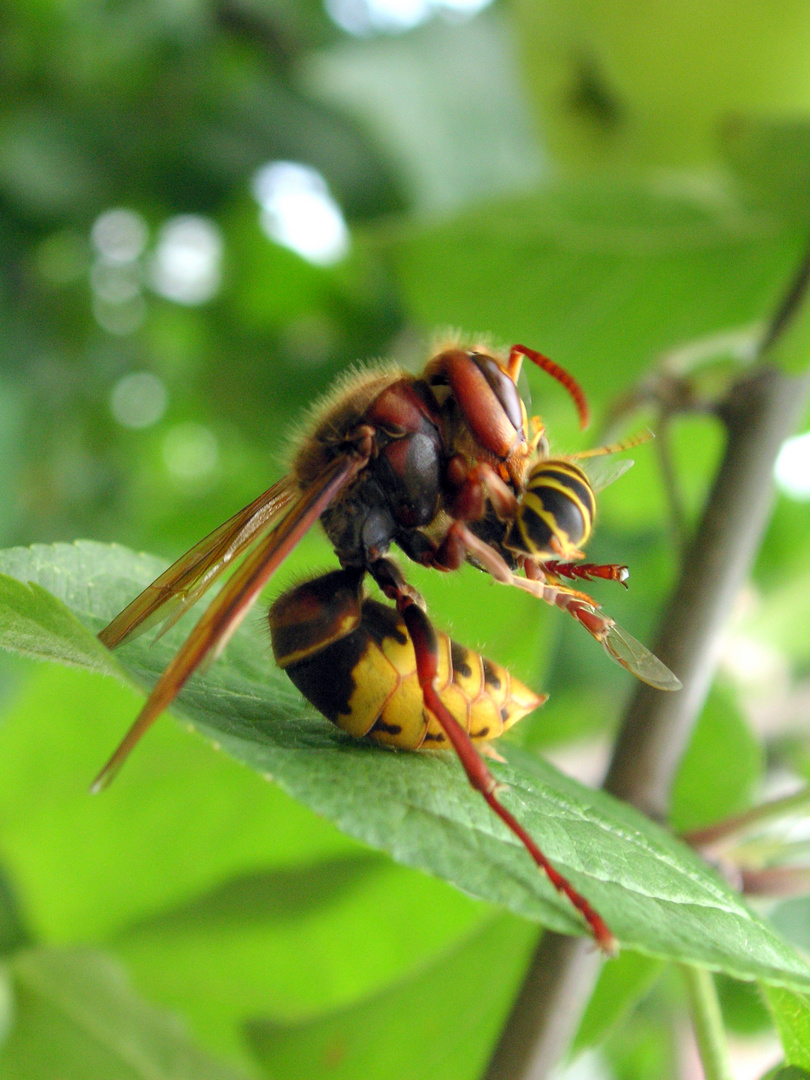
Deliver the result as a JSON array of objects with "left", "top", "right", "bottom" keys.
[{"left": 1, "top": 543, "right": 809, "bottom": 989}]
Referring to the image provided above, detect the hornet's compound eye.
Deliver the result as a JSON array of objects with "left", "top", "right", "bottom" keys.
[{"left": 469, "top": 353, "right": 524, "bottom": 435}]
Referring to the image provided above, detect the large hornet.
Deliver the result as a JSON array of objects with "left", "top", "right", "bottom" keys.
[{"left": 94, "top": 340, "right": 681, "bottom": 952}]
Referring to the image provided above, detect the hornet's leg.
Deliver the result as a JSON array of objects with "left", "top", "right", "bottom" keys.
[{"left": 370, "top": 557, "right": 615, "bottom": 953}]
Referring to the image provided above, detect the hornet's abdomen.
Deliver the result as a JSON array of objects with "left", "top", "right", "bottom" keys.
[{"left": 269, "top": 570, "right": 544, "bottom": 751}]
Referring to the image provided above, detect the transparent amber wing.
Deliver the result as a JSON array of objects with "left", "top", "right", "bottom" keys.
[{"left": 99, "top": 475, "right": 298, "bottom": 650}]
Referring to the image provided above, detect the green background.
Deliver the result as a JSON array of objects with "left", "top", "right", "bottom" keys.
[{"left": 2, "top": 2, "right": 810, "bottom": 1077}]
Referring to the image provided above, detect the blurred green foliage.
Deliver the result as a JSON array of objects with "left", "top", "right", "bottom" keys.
[{"left": 3, "top": 2, "right": 810, "bottom": 1079}]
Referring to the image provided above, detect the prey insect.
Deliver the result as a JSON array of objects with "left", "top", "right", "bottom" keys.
[{"left": 95, "top": 340, "right": 680, "bottom": 952}]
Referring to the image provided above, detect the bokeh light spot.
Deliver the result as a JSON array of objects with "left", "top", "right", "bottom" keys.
[
  {"left": 91, "top": 260, "right": 142, "bottom": 304},
  {"left": 150, "top": 215, "right": 223, "bottom": 305},
  {"left": 775, "top": 430, "right": 810, "bottom": 500},
  {"left": 91, "top": 208, "right": 148, "bottom": 264},
  {"left": 93, "top": 293, "right": 147, "bottom": 336},
  {"left": 163, "top": 422, "right": 219, "bottom": 485},
  {"left": 252, "top": 161, "right": 349, "bottom": 266},
  {"left": 325, "top": 0, "right": 492, "bottom": 35},
  {"left": 110, "top": 372, "right": 168, "bottom": 429}
]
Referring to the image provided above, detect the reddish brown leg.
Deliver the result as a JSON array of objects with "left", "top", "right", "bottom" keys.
[
  {"left": 371, "top": 558, "right": 615, "bottom": 953},
  {"left": 562, "top": 597, "right": 616, "bottom": 641},
  {"left": 543, "top": 560, "right": 630, "bottom": 588}
]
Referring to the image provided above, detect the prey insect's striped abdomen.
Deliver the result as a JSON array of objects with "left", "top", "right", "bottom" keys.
[{"left": 511, "top": 459, "right": 596, "bottom": 559}]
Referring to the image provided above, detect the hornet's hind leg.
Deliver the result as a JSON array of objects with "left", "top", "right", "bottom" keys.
[{"left": 369, "top": 557, "right": 615, "bottom": 953}]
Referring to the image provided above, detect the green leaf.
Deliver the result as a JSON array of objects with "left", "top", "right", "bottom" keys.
[
  {"left": 0, "top": 658, "right": 348, "bottom": 945},
  {"left": 573, "top": 951, "right": 664, "bottom": 1053},
  {"left": 0, "top": 658, "right": 490, "bottom": 1068},
  {"left": 0, "top": 966, "right": 13, "bottom": 1051},
  {"left": 1, "top": 542, "right": 810, "bottom": 988},
  {"left": 0, "top": 573, "right": 117, "bottom": 676},
  {"left": 723, "top": 118, "right": 810, "bottom": 227},
  {"left": 764, "top": 986, "right": 810, "bottom": 1070},
  {"left": 390, "top": 180, "right": 805, "bottom": 408},
  {"left": 0, "top": 872, "right": 30, "bottom": 959},
  {"left": 669, "top": 684, "right": 763, "bottom": 833},
  {"left": 112, "top": 855, "right": 490, "bottom": 1064},
  {"left": 306, "top": 13, "right": 541, "bottom": 215},
  {"left": 0, "top": 948, "right": 251, "bottom": 1080},
  {"left": 244, "top": 914, "right": 537, "bottom": 1080}
]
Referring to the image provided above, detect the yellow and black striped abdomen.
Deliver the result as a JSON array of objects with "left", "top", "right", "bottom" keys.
[
  {"left": 511, "top": 459, "right": 596, "bottom": 559},
  {"left": 275, "top": 594, "right": 544, "bottom": 751}
]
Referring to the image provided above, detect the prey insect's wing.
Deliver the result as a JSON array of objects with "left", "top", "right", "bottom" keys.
[
  {"left": 600, "top": 620, "right": 682, "bottom": 691},
  {"left": 99, "top": 476, "right": 299, "bottom": 650},
  {"left": 571, "top": 428, "right": 654, "bottom": 492},
  {"left": 503, "top": 570, "right": 681, "bottom": 691},
  {"left": 583, "top": 457, "right": 635, "bottom": 494},
  {"left": 92, "top": 453, "right": 367, "bottom": 792}
]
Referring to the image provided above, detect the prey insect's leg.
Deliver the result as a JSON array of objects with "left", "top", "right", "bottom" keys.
[
  {"left": 371, "top": 558, "right": 615, "bottom": 953},
  {"left": 517, "top": 565, "right": 682, "bottom": 691},
  {"left": 541, "top": 560, "right": 629, "bottom": 587}
]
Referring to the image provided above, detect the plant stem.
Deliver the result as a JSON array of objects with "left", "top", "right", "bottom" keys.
[
  {"left": 603, "top": 363, "right": 810, "bottom": 816},
  {"left": 684, "top": 785, "right": 810, "bottom": 849},
  {"left": 484, "top": 936, "right": 602, "bottom": 1079},
  {"left": 483, "top": 243, "right": 810, "bottom": 1080},
  {"left": 680, "top": 965, "right": 733, "bottom": 1080}
]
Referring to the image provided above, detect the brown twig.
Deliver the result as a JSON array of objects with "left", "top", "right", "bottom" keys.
[{"left": 484, "top": 244, "right": 810, "bottom": 1079}]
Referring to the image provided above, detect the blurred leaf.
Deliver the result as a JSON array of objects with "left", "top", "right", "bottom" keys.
[
  {"left": 723, "top": 118, "right": 810, "bottom": 227},
  {"left": 600, "top": 974, "right": 678, "bottom": 1080},
  {"left": 0, "top": 657, "right": 489, "bottom": 1067},
  {"left": 388, "top": 180, "right": 805, "bottom": 408},
  {"left": 0, "top": 948, "right": 251, "bottom": 1080},
  {"left": 0, "top": 966, "right": 12, "bottom": 1051},
  {"left": 305, "top": 13, "right": 542, "bottom": 214},
  {"left": 0, "top": 872, "right": 29, "bottom": 959},
  {"left": 758, "top": 494, "right": 810, "bottom": 591},
  {"left": 244, "top": 914, "right": 536, "bottom": 1080},
  {"left": 761, "top": 1067, "right": 810, "bottom": 1080},
  {"left": 573, "top": 950, "right": 664, "bottom": 1053},
  {"left": 512, "top": 0, "right": 810, "bottom": 175},
  {"left": 764, "top": 985, "right": 810, "bottom": 1070},
  {"left": 0, "top": 655, "right": 357, "bottom": 944},
  {"left": 756, "top": 567, "right": 810, "bottom": 664},
  {"left": 113, "top": 855, "right": 489, "bottom": 1064},
  {"left": 1, "top": 543, "right": 810, "bottom": 984},
  {"left": 715, "top": 973, "right": 773, "bottom": 1036},
  {"left": 669, "top": 684, "right": 763, "bottom": 833}
]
